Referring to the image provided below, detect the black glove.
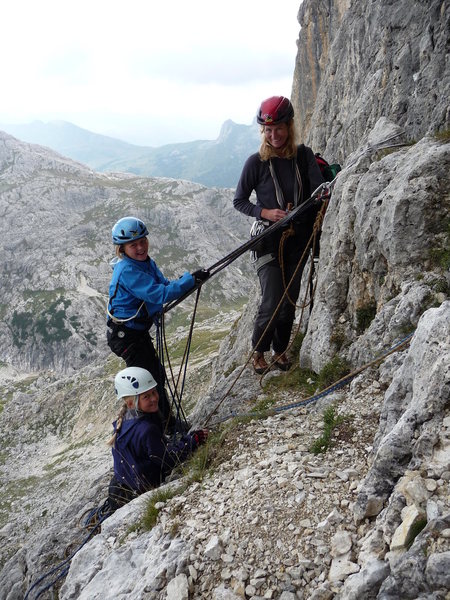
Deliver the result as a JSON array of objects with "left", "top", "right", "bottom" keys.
[
  {"left": 191, "top": 429, "right": 209, "bottom": 446},
  {"left": 192, "top": 269, "right": 210, "bottom": 283}
]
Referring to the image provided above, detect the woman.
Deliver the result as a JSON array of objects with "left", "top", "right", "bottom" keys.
[
  {"left": 106, "top": 216, "right": 209, "bottom": 429},
  {"left": 233, "top": 96, "right": 325, "bottom": 374}
]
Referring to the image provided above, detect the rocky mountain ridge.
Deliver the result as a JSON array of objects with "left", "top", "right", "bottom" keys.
[
  {"left": 0, "top": 0, "right": 449, "bottom": 598},
  {"left": 1, "top": 117, "right": 448, "bottom": 600},
  {"left": 0, "top": 130, "right": 253, "bottom": 374},
  {"left": 0, "top": 118, "right": 260, "bottom": 188}
]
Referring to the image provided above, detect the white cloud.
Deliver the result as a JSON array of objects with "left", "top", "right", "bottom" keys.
[{"left": 0, "top": 0, "right": 300, "bottom": 145}]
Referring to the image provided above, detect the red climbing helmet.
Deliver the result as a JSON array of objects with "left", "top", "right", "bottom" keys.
[{"left": 256, "top": 96, "right": 294, "bottom": 125}]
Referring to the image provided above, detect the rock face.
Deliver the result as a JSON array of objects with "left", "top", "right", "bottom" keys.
[
  {"left": 0, "top": 1, "right": 449, "bottom": 599},
  {"left": 299, "top": 118, "right": 450, "bottom": 373},
  {"left": 292, "top": 0, "right": 450, "bottom": 163}
]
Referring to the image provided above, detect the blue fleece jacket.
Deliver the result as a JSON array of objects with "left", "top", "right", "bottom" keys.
[{"left": 107, "top": 256, "right": 195, "bottom": 330}]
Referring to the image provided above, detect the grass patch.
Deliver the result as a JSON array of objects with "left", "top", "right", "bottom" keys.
[
  {"left": 397, "top": 323, "right": 416, "bottom": 337},
  {"left": 430, "top": 277, "right": 449, "bottom": 295},
  {"left": 330, "top": 327, "right": 347, "bottom": 351},
  {"left": 375, "top": 140, "right": 415, "bottom": 160},
  {"left": 434, "top": 129, "right": 450, "bottom": 142},
  {"left": 316, "top": 356, "right": 351, "bottom": 389},
  {"left": 310, "top": 406, "right": 351, "bottom": 454},
  {"left": 429, "top": 220, "right": 450, "bottom": 271},
  {"left": 289, "top": 332, "right": 305, "bottom": 356},
  {"left": 141, "top": 486, "right": 185, "bottom": 531},
  {"left": 235, "top": 396, "right": 276, "bottom": 424},
  {"left": 180, "top": 427, "right": 231, "bottom": 483},
  {"left": 264, "top": 364, "right": 317, "bottom": 396},
  {"left": 263, "top": 355, "right": 350, "bottom": 398}
]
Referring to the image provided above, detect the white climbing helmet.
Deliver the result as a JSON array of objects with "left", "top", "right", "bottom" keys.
[{"left": 114, "top": 367, "right": 157, "bottom": 401}]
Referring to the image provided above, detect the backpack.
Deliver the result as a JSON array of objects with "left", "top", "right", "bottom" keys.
[
  {"left": 314, "top": 153, "right": 341, "bottom": 182},
  {"left": 296, "top": 147, "right": 341, "bottom": 263}
]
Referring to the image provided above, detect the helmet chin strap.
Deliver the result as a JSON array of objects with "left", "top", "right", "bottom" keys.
[{"left": 134, "top": 394, "right": 140, "bottom": 411}]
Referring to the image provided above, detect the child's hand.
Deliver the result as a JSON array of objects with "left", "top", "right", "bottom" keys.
[{"left": 192, "top": 429, "right": 209, "bottom": 446}]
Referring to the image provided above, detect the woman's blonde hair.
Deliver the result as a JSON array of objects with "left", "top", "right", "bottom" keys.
[
  {"left": 108, "top": 398, "right": 133, "bottom": 446},
  {"left": 259, "top": 119, "right": 297, "bottom": 161}
]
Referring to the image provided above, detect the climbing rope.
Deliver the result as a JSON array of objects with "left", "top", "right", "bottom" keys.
[
  {"left": 179, "top": 133, "right": 412, "bottom": 422},
  {"left": 23, "top": 517, "right": 106, "bottom": 600},
  {"left": 151, "top": 133, "right": 412, "bottom": 431},
  {"left": 157, "top": 181, "right": 335, "bottom": 429},
  {"left": 155, "top": 287, "right": 202, "bottom": 435},
  {"left": 279, "top": 199, "right": 328, "bottom": 308},
  {"left": 207, "top": 332, "right": 415, "bottom": 427},
  {"left": 200, "top": 199, "right": 330, "bottom": 426}
]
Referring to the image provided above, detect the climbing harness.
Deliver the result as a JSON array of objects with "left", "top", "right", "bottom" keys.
[
  {"left": 163, "top": 178, "right": 334, "bottom": 315},
  {"left": 106, "top": 298, "right": 146, "bottom": 324}
]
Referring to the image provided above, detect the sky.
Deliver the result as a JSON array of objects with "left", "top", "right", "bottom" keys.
[{"left": 0, "top": 0, "right": 300, "bottom": 147}]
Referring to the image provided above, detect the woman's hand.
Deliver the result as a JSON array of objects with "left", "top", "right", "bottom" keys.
[{"left": 260, "top": 208, "right": 287, "bottom": 222}]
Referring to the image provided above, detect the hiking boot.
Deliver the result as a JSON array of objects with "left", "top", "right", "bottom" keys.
[
  {"left": 272, "top": 352, "right": 292, "bottom": 371},
  {"left": 253, "top": 352, "right": 269, "bottom": 374}
]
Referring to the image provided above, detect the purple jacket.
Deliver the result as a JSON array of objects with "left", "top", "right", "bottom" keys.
[{"left": 112, "top": 411, "right": 197, "bottom": 492}]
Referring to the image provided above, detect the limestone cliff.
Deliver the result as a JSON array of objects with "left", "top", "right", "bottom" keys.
[{"left": 292, "top": 0, "right": 449, "bottom": 163}]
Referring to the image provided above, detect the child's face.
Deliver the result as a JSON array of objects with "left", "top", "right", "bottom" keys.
[
  {"left": 124, "top": 237, "right": 149, "bottom": 261},
  {"left": 138, "top": 388, "right": 159, "bottom": 413}
]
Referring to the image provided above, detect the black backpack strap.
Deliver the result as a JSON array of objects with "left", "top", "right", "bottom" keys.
[{"left": 296, "top": 144, "right": 311, "bottom": 200}]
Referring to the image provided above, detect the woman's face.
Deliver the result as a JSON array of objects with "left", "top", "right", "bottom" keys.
[
  {"left": 264, "top": 122, "right": 289, "bottom": 150},
  {"left": 138, "top": 388, "right": 159, "bottom": 413},
  {"left": 124, "top": 237, "right": 149, "bottom": 261}
]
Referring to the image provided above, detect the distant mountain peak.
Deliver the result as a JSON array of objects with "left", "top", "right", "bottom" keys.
[{"left": 0, "top": 119, "right": 260, "bottom": 188}]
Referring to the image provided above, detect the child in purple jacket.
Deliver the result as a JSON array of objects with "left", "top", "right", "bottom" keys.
[{"left": 107, "top": 366, "right": 208, "bottom": 510}]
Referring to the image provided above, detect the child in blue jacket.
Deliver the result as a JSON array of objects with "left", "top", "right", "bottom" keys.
[
  {"left": 106, "top": 216, "right": 209, "bottom": 432},
  {"left": 108, "top": 366, "right": 208, "bottom": 510}
]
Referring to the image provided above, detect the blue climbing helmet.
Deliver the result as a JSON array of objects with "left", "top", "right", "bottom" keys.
[
  {"left": 111, "top": 217, "right": 149, "bottom": 245},
  {"left": 114, "top": 367, "right": 157, "bottom": 401}
]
